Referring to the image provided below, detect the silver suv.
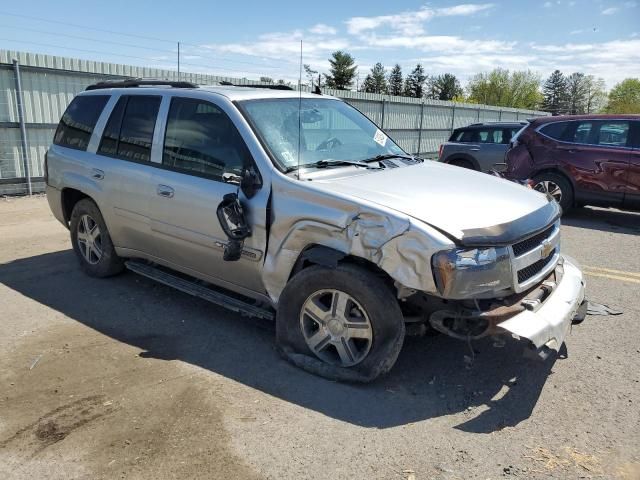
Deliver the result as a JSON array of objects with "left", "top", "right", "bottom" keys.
[{"left": 46, "top": 80, "right": 586, "bottom": 382}]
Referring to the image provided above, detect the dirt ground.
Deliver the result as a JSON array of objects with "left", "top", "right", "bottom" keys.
[{"left": 1, "top": 195, "right": 639, "bottom": 480}]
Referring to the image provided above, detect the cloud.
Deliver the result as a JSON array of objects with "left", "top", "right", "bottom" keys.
[
  {"left": 345, "top": 3, "right": 494, "bottom": 36},
  {"left": 309, "top": 24, "right": 337, "bottom": 35},
  {"left": 361, "top": 34, "right": 515, "bottom": 54},
  {"left": 601, "top": 7, "right": 620, "bottom": 14},
  {"left": 570, "top": 29, "right": 583, "bottom": 34},
  {"left": 543, "top": 1, "right": 553, "bottom": 7}
]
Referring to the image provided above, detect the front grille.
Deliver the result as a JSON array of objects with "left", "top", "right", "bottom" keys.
[
  {"left": 513, "top": 225, "right": 555, "bottom": 257},
  {"left": 517, "top": 249, "right": 556, "bottom": 283}
]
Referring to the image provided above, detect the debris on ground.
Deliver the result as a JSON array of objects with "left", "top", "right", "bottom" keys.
[{"left": 587, "top": 302, "right": 623, "bottom": 316}]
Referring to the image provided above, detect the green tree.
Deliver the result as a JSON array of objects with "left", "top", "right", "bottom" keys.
[
  {"left": 362, "top": 62, "right": 387, "bottom": 94},
  {"left": 324, "top": 51, "right": 357, "bottom": 90},
  {"left": 403, "top": 64, "right": 427, "bottom": 98},
  {"left": 428, "top": 73, "right": 463, "bottom": 101},
  {"left": 566, "top": 72, "right": 589, "bottom": 115},
  {"left": 388, "top": 64, "right": 403, "bottom": 96},
  {"left": 584, "top": 76, "right": 607, "bottom": 113},
  {"left": 259, "top": 76, "right": 273, "bottom": 84},
  {"left": 542, "top": 70, "right": 569, "bottom": 115},
  {"left": 303, "top": 64, "right": 319, "bottom": 89},
  {"left": 467, "top": 68, "right": 541, "bottom": 109},
  {"left": 605, "top": 78, "right": 640, "bottom": 113}
]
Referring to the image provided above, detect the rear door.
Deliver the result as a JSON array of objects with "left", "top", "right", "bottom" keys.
[
  {"left": 469, "top": 128, "right": 510, "bottom": 171},
  {"left": 93, "top": 94, "right": 162, "bottom": 254},
  {"left": 550, "top": 120, "right": 629, "bottom": 207},
  {"left": 148, "top": 95, "right": 268, "bottom": 295},
  {"left": 624, "top": 120, "right": 640, "bottom": 209}
]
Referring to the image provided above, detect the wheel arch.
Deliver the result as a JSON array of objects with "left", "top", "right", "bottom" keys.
[
  {"left": 443, "top": 154, "right": 480, "bottom": 171},
  {"left": 61, "top": 188, "right": 91, "bottom": 225}
]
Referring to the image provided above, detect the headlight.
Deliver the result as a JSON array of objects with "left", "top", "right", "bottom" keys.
[{"left": 432, "top": 247, "right": 512, "bottom": 299}]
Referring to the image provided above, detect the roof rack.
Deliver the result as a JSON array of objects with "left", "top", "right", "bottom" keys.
[
  {"left": 86, "top": 79, "right": 198, "bottom": 91},
  {"left": 218, "top": 81, "right": 294, "bottom": 91}
]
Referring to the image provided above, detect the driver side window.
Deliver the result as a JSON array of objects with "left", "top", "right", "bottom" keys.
[{"left": 163, "top": 97, "right": 248, "bottom": 180}]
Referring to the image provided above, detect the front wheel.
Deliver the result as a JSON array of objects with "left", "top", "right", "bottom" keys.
[{"left": 276, "top": 264, "right": 405, "bottom": 382}]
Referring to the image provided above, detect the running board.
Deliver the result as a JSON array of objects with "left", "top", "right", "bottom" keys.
[{"left": 125, "top": 261, "right": 274, "bottom": 321}]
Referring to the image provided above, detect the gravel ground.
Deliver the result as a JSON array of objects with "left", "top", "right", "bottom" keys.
[{"left": 0, "top": 195, "right": 639, "bottom": 480}]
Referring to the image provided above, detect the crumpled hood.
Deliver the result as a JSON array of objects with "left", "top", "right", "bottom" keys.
[{"left": 312, "top": 161, "right": 557, "bottom": 244}]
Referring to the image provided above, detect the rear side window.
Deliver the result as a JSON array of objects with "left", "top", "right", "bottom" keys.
[
  {"left": 593, "top": 121, "right": 629, "bottom": 147},
  {"left": 162, "top": 97, "right": 247, "bottom": 180},
  {"left": 98, "top": 95, "right": 161, "bottom": 162},
  {"left": 571, "top": 122, "right": 593, "bottom": 144},
  {"left": 539, "top": 121, "right": 569, "bottom": 141},
  {"left": 54, "top": 95, "right": 109, "bottom": 151}
]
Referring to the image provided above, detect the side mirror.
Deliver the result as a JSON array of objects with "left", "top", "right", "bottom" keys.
[
  {"left": 240, "top": 168, "right": 261, "bottom": 199},
  {"left": 216, "top": 193, "right": 251, "bottom": 261}
]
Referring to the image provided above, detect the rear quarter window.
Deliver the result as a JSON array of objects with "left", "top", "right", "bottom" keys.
[
  {"left": 54, "top": 95, "right": 109, "bottom": 151},
  {"left": 539, "top": 121, "right": 569, "bottom": 141}
]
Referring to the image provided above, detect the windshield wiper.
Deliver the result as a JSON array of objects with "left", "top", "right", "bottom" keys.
[{"left": 361, "top": 153, "right": 423, "bottom": 163}]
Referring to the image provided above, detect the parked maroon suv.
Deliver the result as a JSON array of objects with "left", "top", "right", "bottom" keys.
[{"left": 505, "top": 114, "right": 640, "bottom": 212}]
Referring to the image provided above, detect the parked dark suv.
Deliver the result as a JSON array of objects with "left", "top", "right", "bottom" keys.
[
  {"left": 439, "top": 122, "right": 527, "bottom": 171},
  {"left": 505, "top": 115, "right": 640, "bottom": 212}
]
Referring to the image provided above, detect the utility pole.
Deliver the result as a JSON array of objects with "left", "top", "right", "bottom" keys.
[{"left": 177, "top": 41, "right": 180, "bottom": 80}]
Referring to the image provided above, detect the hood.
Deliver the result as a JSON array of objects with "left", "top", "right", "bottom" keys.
[{"left": 311, "top": 161, "right": 558, "bottom": 245}]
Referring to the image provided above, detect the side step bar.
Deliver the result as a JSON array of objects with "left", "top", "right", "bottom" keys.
[{"left": 125, "top": 261, "right": 274, "bottom": 321}]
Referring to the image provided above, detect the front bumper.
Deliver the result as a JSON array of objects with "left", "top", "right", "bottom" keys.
[{"left": 498, "top": 255, "right": 585, "bottom": 351}]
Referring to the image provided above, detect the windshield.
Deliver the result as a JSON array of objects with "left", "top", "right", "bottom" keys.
[{"left": 240, "top": 98, "right": 406, "bottom": 171}]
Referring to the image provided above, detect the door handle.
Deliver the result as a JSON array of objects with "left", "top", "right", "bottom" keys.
[
  {"left": 157, "top": 185, "right": 174, "bottom": 198},
  {"left": 91, "top": 168, "right": 105, "bottom": 180},
  {"left": 469, "top": 148, "right": 480, "bottom": 152}
]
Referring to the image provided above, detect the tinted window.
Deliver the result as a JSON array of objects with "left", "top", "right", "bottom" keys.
[
  {"left": 540, "top": 121, "right": 569, "bottom": 141},
  {"left": 54, "top": 95, "right": 109, "bottom": 150},
  {"left": 98, "top": 97, "right": 126, "bottom": 157},
  {"left": 571, "top": 122, "right": 593, "bottom": 144},
  {"left": 460, "top": 129, "right": 489, "bottom": 142},
  {"left": 118, "top": 96, "right": 161, "bottom": 162},
  {"left": 594, "top": 121, "right": 629, "bottom": 147},
  {"left": 163, "top": 98, "right": 247, "bottom": 179}
]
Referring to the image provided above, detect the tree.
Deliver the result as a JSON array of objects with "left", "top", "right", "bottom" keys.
[
  {"left": 362, "top": 62, "right": 387, "bottom": 94},
  {"left": 428, "top": 73, "right": 463, "bottom": 101},
  {"left": 605, "top": 78, "right": 640, "bottom": 113},
  {"left": 303, "top": 64, "right": 316, "bottom": 86},
  {"left": 542, "top": 70, "right": 569, "bottom": 115},
  {"left": 584, "top": 76, "right": 607, "bottom": 113},
  {"left": 403, "top": 64, "right": 427, "bottom": 98},
  {"left": 388, "top": 64, "right": 403, "bottom": 96},
  {"left": 566, "top": 72, "right": 589, "bottom": 115},
  {"left": 324, "top": 51, "right": 357, "bottom": 90},
  {"left": 259, "top": 76, "right": 273, "bottom": 84},
  {"left": 467, "top": 68, "right": 542, "bottom": 109}
]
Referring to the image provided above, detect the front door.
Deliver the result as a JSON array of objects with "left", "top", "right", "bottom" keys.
[
  {"left": 148, "top": 95, "right": 268, "bottom": 295},
  {"left": 623, "top": 120, "right": 640, "bottom": 209}
]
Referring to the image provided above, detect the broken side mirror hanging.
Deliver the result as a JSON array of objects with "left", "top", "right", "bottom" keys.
[{"left": 216, "top": 193, "right": 251, "bottom": 261}]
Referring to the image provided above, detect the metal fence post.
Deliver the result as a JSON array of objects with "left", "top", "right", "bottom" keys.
[
  {"left": 417, "top": 102, "right": 424, "bottom": 155},
  {"left": 450, "top": 104, "right": 456, "bottom": 134},
  {"left": 498, "top": 109, "right": 502, "bottom": 121},
  {"left": 476, "top": 106, "right": 481, "bottom": 122},
  {"left": 13, "top": 59, "right": 32, "bottom": 196},
  {"left": 381, "top": 99, "right": 386, "bottom": 129}
]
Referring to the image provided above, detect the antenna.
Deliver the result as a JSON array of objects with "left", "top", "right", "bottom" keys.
[{"left": 297, "top": 40, "right": 303, "bottom": 180}]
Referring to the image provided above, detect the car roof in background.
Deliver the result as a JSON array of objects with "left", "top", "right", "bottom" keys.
[
  {"left": 456, "top": 121, "right": 527, "bottom": 130},
  {"left": 529, "top": 114, "right": 640, "bottom": 126}
]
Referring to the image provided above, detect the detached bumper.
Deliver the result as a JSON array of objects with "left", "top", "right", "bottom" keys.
[{"left": 498, "top": 255, "right": 585, "bottom": 351}]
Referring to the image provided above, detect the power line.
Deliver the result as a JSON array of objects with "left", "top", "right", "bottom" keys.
[{"left": 0, "top": 38, "right": 294, "bottom": 78}]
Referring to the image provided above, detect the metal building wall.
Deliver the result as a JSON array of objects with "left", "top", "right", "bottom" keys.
[{"left": 0, "top": 49, "right": 549, "bottom": 195}]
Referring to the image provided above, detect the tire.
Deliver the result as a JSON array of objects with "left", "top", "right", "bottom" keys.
[
  {"left": 69, "top": 198, "right": 124, "bottom": 277},
  {"left": 532, "top": 172, "right": 574, "bottom": 213},
  {"left": 276, "top": 264, "right": 405, "bottom": 383},
  {"left": 449, "top": 159, "right": 476, "bottom": 170}
]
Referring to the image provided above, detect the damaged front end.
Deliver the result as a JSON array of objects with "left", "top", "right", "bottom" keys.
[{"left": 406, "top": 255, "right": 586, "bottom": 357}]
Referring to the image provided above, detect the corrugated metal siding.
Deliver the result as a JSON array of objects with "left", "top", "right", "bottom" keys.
[{"left": 0, "top": 49, "right": 550, "bottom": 193}]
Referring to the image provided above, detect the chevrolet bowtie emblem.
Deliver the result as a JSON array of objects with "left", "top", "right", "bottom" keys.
[{"left": 540, "top": 240, "right": 554, "bottom": 259}]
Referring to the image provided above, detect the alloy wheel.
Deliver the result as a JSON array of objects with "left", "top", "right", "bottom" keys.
[
  {"left": 535, "top": 180, "right": 563, "bottom": 203},
  {"left": 76, "top": 214, "right": 103, "bottom": 265},
  {"left": 299, "top": 289, "right": 373, "bottom": 367}
]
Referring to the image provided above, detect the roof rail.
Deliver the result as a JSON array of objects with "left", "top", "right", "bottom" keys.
[
  {"left": 218, "top": 81, "right": 294, "bottom": 91},
  {"left": 86, "top": 79, "right": 198, "bottom": 91}
]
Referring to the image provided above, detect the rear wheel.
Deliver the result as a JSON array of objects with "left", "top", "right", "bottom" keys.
[
  {"left": 70, "top": 199, "right": 124, "bottom": 277},
  {"left": 532, "top": 172, "right": 573, "bottom": 213},
  {"left": 449, "top": 159, "right": 476, "bottom": 170},
  {"left": 276, "top": 264, "right": 405, "bottom": 382}
]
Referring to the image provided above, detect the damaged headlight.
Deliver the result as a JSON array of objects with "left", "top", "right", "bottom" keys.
[{"left": 432, "top": 247, "right": 512, "bottom": 299}]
